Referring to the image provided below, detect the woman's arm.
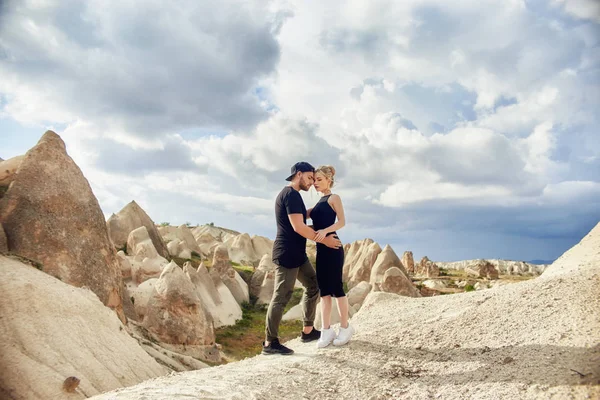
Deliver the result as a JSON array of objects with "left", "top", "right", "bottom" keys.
[
  {"left": 307, "top": 207, "right": 313, "bottom": 220},
  {"left": 314, "top": 194, "right": 346, "bottom": 240},
  {"left": 289, "top": 214, "right": 342, "bottom": 248}
]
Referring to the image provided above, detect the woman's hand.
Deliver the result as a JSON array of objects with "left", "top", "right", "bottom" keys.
[{"left": 315, "top": 229, "right": 327, "bottom": 242}]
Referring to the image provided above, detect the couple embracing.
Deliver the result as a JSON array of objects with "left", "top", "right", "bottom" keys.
[{"left": 262, "top": 161, "right": 353, "bottom": 355}]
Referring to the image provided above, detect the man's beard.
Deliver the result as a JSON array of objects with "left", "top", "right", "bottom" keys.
[{"left": 299, "top": 180, "right": 311, "bottom": 191}]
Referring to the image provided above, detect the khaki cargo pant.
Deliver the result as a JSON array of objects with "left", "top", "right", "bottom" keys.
[{"left": 265, "top": 258, "right": 319, "bottom": 342}]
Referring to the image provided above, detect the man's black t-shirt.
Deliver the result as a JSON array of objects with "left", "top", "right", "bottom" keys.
[{"left": 272, "top": 186, "right": 308, "bottom": 269}]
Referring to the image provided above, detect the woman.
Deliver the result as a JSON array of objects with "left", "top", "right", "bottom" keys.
[{"left": 308, "top": 165, "right": 354, "bottom": 347}]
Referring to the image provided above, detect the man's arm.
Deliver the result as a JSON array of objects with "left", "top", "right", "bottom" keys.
[
  {"left": 288, "top": 214, "right": 317, "bottom": 240},
  {"left": 289, "top": 214, "right": 342, "bottom": 249}
]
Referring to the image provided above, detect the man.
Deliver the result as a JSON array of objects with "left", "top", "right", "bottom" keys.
[{"left": 263, "top": 161, "right": 342, "bottom": 355}]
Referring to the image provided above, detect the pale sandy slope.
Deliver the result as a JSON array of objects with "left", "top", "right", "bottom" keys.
[{"left": 94, "top": 223, "right": 600, "bottom": 400}]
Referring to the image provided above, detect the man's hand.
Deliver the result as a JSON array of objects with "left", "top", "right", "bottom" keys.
[
  {"left": 322, "top": 234, "right": 342, "bottom": 249},
  {"left": 314, "top": 229, "right": 327, "bottom": 242}
]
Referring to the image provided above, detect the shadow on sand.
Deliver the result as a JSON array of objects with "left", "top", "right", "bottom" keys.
[{"left": 328, "top": 340, "right": 600, "bottom": 388}]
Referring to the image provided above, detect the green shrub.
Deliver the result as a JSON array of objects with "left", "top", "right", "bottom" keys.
[
  {"left": 191, "top": 251, "right": 202, "bottom": 259},
  {"left": 215, "top": 300, "right": 302, "bottom": 361},
  {"left": 117, "top": 243, "right": 127, "bottom": 255},
  {"left": 232, "top": 264, "right": 254, "bottom": 285},
  {"left": 464, "top": 284, "right": 475, "bottom": 292}
]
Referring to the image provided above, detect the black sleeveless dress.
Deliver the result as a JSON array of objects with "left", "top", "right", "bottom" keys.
[{"left": 311, "top": 194, "right": 345, "bottom": 297}]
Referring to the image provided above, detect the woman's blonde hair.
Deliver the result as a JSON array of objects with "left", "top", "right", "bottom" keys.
[{"left": 315, "top": 165, "right": 336, "bottom": 188}]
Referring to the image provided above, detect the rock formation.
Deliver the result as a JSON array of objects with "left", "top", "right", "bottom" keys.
[
  {"left": 130, "top": 278, "right": 158, "bottom": 320},
  {"left": 381, "top": 267, "right": 422, "bottom": 297},
  {"left": 127, "top": 226, "right": 169, "bottom": 284},
  {"left": 415, "top": 256, "right": 440, "bottom": 277},
  {"left": 107, "top": 200, "right": 169, "bottom": 258},
  {"left": 184, "top": 262, "right": 242, "bottom": 327},
  {"left": 166, "top": 239, "right": 192, "bottom": 259},
  {"left": 0, "top": 131, "right": 126, "bottom": 322},
  {"left": 343, "top": 239, "right": 382, "bottom": 289},
  {"left": 369, "top": 245, "right": 408, "bottom": 291},
  {"left": 250, "top": 254, "right": 278, "bottom": 304},
  {"left": 346, "top": 281, "right": 372, "bottom": 310},
  {"left": 402, "top": 251, "right": 415, "bottom": 275},
  {"left": 222, "top": 233, "right": 274, "bottom": 266},
  {"left": 306, "top": 240, "right": 317, "bottom": 261},
  {"left": 0, "top": 155, "right": 24, "bottom": 187},
  {"left": 257, "top": 270, "right": 276, "bottom": 305},
  {"left": 224, "top": 233, "right": 256, "bottom": 265},
  {"left": 194, "top": 231, "right": 219, "bottom": 257},
  {"left": 117, "top": 250, "right": 132, "bottom": 280},
  {"left": 211, "top": 245, "right": 249, "bottom": 304},
  {"left": 0, "top": 255, "right": 166, "bottom": 399},
  {"left": 142, "top": 262, "right": 215, "bottom": 347},
  {"left": 422, "top": 279, "right": 447, "bottom": 290},
  {"left": 191, "top": 225, "right": 240, "bottom": 258},
  {"left": 251, "top": 235, "right": 273, "bottom": 258},
  {"left": 465, "top": 260, "right": 499, "bottom": 280},
  {"left": 158, "top": 224, "right": 201, "bottom": 259},
  {"left": 192, "top": 224, "right": 239, "bottom": 243},
  {"left": 436, "top": 259, "right": 547, "bottom": 275}
]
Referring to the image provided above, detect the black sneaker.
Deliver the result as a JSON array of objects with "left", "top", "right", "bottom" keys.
[
  {"left": 300, "top": 327, "right": 320, "bottom": 343},
  {"left": 262, "top": 339, "right": 294, "bottom": 355}
]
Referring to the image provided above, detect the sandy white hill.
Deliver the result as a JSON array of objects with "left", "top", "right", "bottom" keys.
[
  {"left": 0, "top": 256, "right": 166, "bottom": 400},
  {"left": 92, "top": 222, "right": 600, "bottom": 399}
]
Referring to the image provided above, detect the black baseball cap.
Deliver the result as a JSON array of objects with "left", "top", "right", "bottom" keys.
[{"left": 285, "top": 161, "right": 315, "bottom": 181}]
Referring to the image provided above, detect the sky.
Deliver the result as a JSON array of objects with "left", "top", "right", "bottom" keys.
[{"left": 1, "top": 0, "right": 599, "bottom": 263}]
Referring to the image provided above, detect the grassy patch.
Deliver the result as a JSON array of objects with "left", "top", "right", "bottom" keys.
[
  {"left": 464, "top": 284, "right": 475, "bottom": 292},
  {"left": 444, "top": 269, "right": 469, "bottom": 278},
  {"left": 170, "top": 254, "right": 204, "bottom": 269},
  {"left": 9, "top": 254, "right": 44, "bottom": 271},
  {"left": 499, "top": 274, "right": 535, "bottom": 282},
  {"left": 232, "top": 263, "right": 254, "bottom": 284},
  {"left": 215, "top": 302, "right": 303, "bottom": 361}
]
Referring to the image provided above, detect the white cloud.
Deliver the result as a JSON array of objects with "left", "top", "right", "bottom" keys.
[
  {"left": 1, "top": 0, "right": 598, "bottom": 260},
  {"left": 554, "top": 0, "right": 600, "bottom": 22},
  {"left": 376, "top": 180, "right": 512, "bottom": 207},
  {"left": 0, "top": 0, "right": 285, "bottom": 134}
]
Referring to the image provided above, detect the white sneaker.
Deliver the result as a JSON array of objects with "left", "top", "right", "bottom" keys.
[
  {"left": 316, "top": 328, "right": 336, "bottom": 348},
  {"left": 333, "top": 324, "right": 354, "bottom": 346}
]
